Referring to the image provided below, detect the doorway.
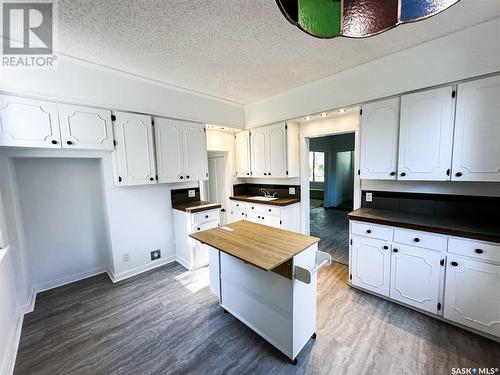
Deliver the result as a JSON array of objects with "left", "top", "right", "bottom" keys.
[
  {"left": 207, "top": 151, "right": 228, "bottom": 224},
  {"left": 309, "top": 133, "right": 355, "bottom": 265}
]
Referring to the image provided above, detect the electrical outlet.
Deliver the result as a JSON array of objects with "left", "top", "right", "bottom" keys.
[
  {"left": 366, "top": 192, "right": 373, "bottom": 202},
  {"left": 122, "top": 253, "right": 130, "bottom": 262},
  {"left": 289, "top": 187, "right": 296, "bottom": 195},
  {"left": 151, "top": 249, "right": 161, "bottom": 261},
  {"left": 188, "top": 189, "right": 195, "bottom": 198}
]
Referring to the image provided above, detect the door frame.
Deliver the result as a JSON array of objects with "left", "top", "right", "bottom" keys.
[
  {"left": 202, "top": 150, "right": 231, "bottom": 224},
  {"left": 206, "top": 152, "right": 228, "bottom": 224},
  {"left": 299, "top": 116, "right": 361, "bottom": 235}
]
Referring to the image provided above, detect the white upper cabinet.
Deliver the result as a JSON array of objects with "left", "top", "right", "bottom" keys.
[
  {"left": 0, "top": 94, "right": 61, "bottom": 148},
  {"left": 250, "top": 127, "right": 268, "bottom": 178},
  {"left": 235, "top": 130, "right": 251, "bottom": 177},
  {"left": 398, "top": 86, "right": 455, "bottom": 181},
  {"left": 155, "top": 118, "right": 208, "bottom": 183},
  {"left": 267, "top": 123, "right": 288, "bottom": 177},
  {"left": 112, "top": 112, "right": 157, "bottom": 186},
  {"left": 360, "top": 98, "right": 399, "bottom": 180},
  {"left": 452, "top": 75, "right": 500, "bottom": 182},
  {"left": 58, "top": 104, "right": 113, "bottom": 150}
]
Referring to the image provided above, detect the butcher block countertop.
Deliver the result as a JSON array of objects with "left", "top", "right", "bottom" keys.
[
  {"left": 349, "top": 208, "right": 500, "bottom": 243},
  {"left": 172, "top": 201, "right": 221, "bottom": 213},
  {"left": 230, "top": 195, "right": 300, "bottom": 206},
  {"left": 189, "top": 220, "right": 319, "bottom": 271}
]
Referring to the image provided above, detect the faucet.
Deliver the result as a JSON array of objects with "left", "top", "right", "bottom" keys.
[{"left": 260, "top": 188, "right": 277, "bottom": 198}]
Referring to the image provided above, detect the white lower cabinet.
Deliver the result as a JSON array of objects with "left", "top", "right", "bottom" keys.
[
  {"left": 444, "top": 256, "right": 500, "bottom": 337},
  {"left": 351, "top": 236, "right": 391, "bottom": 297},
  {"left": 389, "top": 244, "right": 441, "bottom": 314}
]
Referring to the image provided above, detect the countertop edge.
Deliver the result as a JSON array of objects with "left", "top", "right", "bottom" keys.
[{"left": 229, "top": 196, "right": 300, "bottom": 206}]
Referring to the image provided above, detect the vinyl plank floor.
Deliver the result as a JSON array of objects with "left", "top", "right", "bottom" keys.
[{"left": 15, "top": 262, "right": 500, "bottom": 375}]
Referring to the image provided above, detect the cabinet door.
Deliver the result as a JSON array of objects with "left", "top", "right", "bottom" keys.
[
  {"left": 390, "top": 245, "right": 441, "bottom": 314},
  {"left": 155, "top": 117, "right": 184, "bottom": 183},
  {"left": 112, "top": 112, "right": 156, "bottom": 186},
  {"left": 351, "top": 236, "right": 391, "bottom": 297},
  {"left": 444, "top": 256, "right": 500, "bottom": 337},
  {"left": 263, "top": 215, "right": 281, "bottom": 229},
  {"left": 245, "top": 211, "right": 261, "bottom": 224},
  {"left": 250, "top": 128, "right": 268, "bottom": 177},
  {"left": 58, "top": 104, "right": 113, "bottom": 150},
  {"left": 360, "top": 98, "right": 399, "bottom": 179},
  {"left": 398, "top": 87, "right": 455, "bottom": 180},
  {"left": 0, "top": 94, "right": 61, "bottom": 148},
  {"left": 182, "top": 121, "right": 208, "bottom": 181},
  {"left": 235, "top": 130, "right": 251, "bottom": 177},
  {"left": 267, "top": 123, "right": 287, "bottom": 177},
  {"left": 452, "top": 76, "right": 500, "bottom": 182}
]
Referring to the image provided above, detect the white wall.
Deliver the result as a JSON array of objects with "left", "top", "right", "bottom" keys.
[
  {"left": 244, "top": 18, "right": 500, "bottom": 128},
  {"left": 13, "top": 158, "right": 110, "bottom": 292},
  {"left": 0, "top": 55, "right": 245, "bottom": 128}
]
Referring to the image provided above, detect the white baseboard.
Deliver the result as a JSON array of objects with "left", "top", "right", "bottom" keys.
[
  {"left": 1, "top": 306, "right": 24, "bottom": 375},
  {"left": 175, "top": 255, "right": 191, "bottom": 271},
  {"left": 34, "top": 267, "right": 106, "bottom": 295},
  {"left": 106, "top": 256, "right": 176, "bottom": 283}
]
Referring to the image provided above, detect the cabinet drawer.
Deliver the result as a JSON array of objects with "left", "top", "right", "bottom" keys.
[
  {"left": 233, "top": 209, "right": 247, "bottom": 220},
  {"left": 192, "top": 209, "right": 219, "bottom": 225},
  {"left": 256, "top": 204, "right": 281, "bottom": 217},
  {"left": 394, "top": 228, "right": 446, "bottom": 252},
  {"left": 351, "top": 221, "right": 393, "bottom": 241},
  {"left": 448, "top": 237, "right": 500, "bottom": 264},
  {"left": 231, "top": 201, "right": 246, "bottom": 211},
  {"left": 192, "top": 219, "right": 219, "bottom": 234}
]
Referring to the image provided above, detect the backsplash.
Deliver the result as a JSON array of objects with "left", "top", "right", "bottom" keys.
[
  {"left": 233, "top": 184, "right": 301, "bottom": 200},
  {"left": 171, "top": 187, "right": 201, "bottom": 205},
  {"left": 361, "top": 190, "right": 500, "bottom": 220}
]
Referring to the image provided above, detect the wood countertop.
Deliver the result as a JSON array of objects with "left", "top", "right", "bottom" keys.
[
  {"left": 230, "top": 195, "right": 300, "bottom": 206},
  {"left": 189, "top": 220, "right": 319, "bottom": 271},
  {"left": 349, "top": 208, "right": 500, "bottom": 243},
  {"left": 173, "top": 201, "right": 221, "bottom": 213}
]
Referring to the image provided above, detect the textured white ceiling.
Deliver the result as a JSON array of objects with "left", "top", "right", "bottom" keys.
[{"left": 57, "top": 0, "right": 500, "bottom": 104}]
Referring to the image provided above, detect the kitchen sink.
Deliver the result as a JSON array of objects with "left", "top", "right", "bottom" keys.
[{"left": 248, "top": 196, "right": 278, "bottom": 201}]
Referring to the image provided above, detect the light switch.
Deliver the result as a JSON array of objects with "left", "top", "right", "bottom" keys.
[
  {"left": 366, "top": 192, "right": 373, "bottom": 202},
  {"left": 188, "top": 190, "right": 195, "bottom": 198},
  {"left": 289, "top": 187, "right": 296, "bottom": 195}
]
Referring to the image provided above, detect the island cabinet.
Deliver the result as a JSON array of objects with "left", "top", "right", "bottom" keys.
[{"left": 190, "top": 221, "right": 328, "bottom": 364}]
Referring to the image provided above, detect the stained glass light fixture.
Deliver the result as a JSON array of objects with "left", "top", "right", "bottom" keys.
[{"left": 276, "top": 0, "right": 460, "bottom": 39}]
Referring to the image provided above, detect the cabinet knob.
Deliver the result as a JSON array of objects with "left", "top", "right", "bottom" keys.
[
  {"left": 197, "top": 227, "right": 200, "bottom": 231},
  {"left": 414, "top": 238, "right": 420, "bottom": 243},
  {"left": 180, "top": 176, "right": 184, "bottom": 179},
  {"left": 390, "top": 172, "right": 396, "bottom": 176},
  {"left": 268, "top": 173, "right": 271, "bottom": 176},
  {"left": 383, "top": 246, "right": 388, "bottom": 250},
  {"left": 475, "top": 249, "right": 484, "bottom": 254},
  {"left": 51, "top": 140, "right": 58, "bottom": 145},
  {"left": 66, "top": 140, "right": 73, "bottom": 145},
  {"left": 247, "top": 173, "right": 249, "bottom": 175},
  {"left": 366, "top": 229, "right": 372, "bottom": 234},
  {"left": 149, "top": 177, "right": 154, "bottom": 181},
  {"left": 400, "top": 172, "right": 406, "bottom": 177},
  {"left": 455, "top": 172, "right": 463, "bottom": 177},
  {"left": 186, "top": 175, "right": 190, "bottom": 179},
  {"left": 205, "top": 215, "right": 209, "bottom": 218},
  {"left": 241, "top": 212, "right": 245, "bottom": 216},
  {"left": 451, "top": 261, "right": 458, "bottom": 267},
  {"left": 264, "top": 173, "right": 267, "bottom": 176},
  {"left": 261, "top": 216, "right": 265, "bottom": 220},
  {"left": 258, "top": 216, "right": 261, "bottom": 219},
  {"left": 268, "top": 209, "right": 271, "bottom": 212},
  {"left": 251, "top": 207, "right": 254, "bottom": 209},
  {"left": 393, "top": 248, "right": 398, "bottom": 253}
]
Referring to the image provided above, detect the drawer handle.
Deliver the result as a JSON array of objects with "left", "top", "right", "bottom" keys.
[
  {"left": 414, "top": 238, "right": 420, "bottom": 243},
  {"left": 268, "top": 209, "right": 271, "bottom": 212},
  {"left": 475, "top": 249, "right": 484, "bottom": 254},
  {"left": 366, "top": 229, "right": 372, "bottom": 234},
  {"left": 197, "top": 227, "right": 200, "bottom": 231},
  {"left": 261, "top": 217, "right": 265, "bottom": 220},
  {"left": 400, "top": 172, "right": 406, "bottom": 177},
  {"left": 383, "top": 246, "right": 388, "bottom": 250},
  {"left": 393, "top": 248, "right": 398, "bottom": 253},
  {"left": 390, "top": 172, "right": 396, "bottom": 176},
  {"left": 205, "top": 215, "right": 209, "bottom": 218},
  {"left": 455, "top": 172, "right": 462, "bottom": 177},
  {"left": 450, "top": 261, "right": 458, "bottom": 267}
]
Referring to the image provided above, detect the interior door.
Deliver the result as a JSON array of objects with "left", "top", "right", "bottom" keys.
[
  {"left": 112, "top": 111, "right": 157, "bottom": 186},
  {"left": 452, "top": 75, "right": 500, "bottom": 182},
  {"left": 235, "top": 130, "right": 251, "bottom": 177},
  {"left": 389, "top": 245, "right": 441, "bottom": 314},
  {"left": 351, "top": 236, "right": 391, "bottom": 297},
  {"left": 250, "top": 128, "right": 268, "bottom": 177},
  {"left": 182, "top": 121, "right": 208, "bottom": 181},
  {"left": 155, "top": 117, "right": 184, "bottom": 183},
  {"left": 0, "top": 94, "right": 61, "bottom": 148},
  {"left": 58, "top": 104, "right": 113, "bottom": 150},
  {"left": 360, "top": 98, "right": 399, "bottom": 179},
  {"left": 208, "top": 156, "right": 227, "bottom": 225},
  {"left": 398, "top": 86, "right": 455, "bottom": 181},
  {"left": 267, "top": 123, "right": 287, "bottom": 177}
]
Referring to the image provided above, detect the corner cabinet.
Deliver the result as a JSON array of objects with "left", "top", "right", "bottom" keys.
[
  {"left": 451, "top": 75, "right": 500, "bottom": 182},
  {"left": 360, "top": 98, "right": 399, "bottom": 180},
  {"left": 112, "top": 112, "right": 157, "bottom": 186},
  {"left": 154, "top": 117, "right": 208, "bottom": 183},
  {"left": 248, "top": 122, "right": 299, "bottom": 178},
  {"left": 235, "top": 130, "right": 251, "bottom": 177}
]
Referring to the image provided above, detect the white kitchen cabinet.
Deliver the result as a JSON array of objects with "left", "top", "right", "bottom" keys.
[
  {"left": 360, "top": 98, "right": 399, "bottom": 180},
  {"left": 444, "top": 255, "right": 500, "bottom": 337},
  {"left": 235, "top": 130, "right": 251, "bottom": 177},
  {"left": 350, "top": 236, "right": 391, "bottom": 297},
  {"left": 398, "top": 86, "right": 455, "bottom": 181},
  {"left": 389, "top": 244, "right": 441, "bottom": 314},
  {"left": 58, "top": 104, "right": 114, "bottom": 150},
  {"left": 112, "top": 112, "right": 157, "bottom": 186},
  {"left": 250, "top": 122, "right": 299, "bottom": 178},
  {"left": 229, "top": 200, "right": 300, "bottom": 232},
  {"left": 0, "top": 94, "right": 61, "bottom": 148},
  {"left": 155, "top": 117, "right": 208, "bottom": 183},
  {"left": 452, "top": 75, "right": 500, "bottom": 182}
]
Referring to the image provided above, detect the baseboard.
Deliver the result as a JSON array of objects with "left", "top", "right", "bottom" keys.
[
  {"left": 1, "top": 306, "right": 24, "bottom": 375},
  {"left": 107, "top": 256, "right": 176, "bottom": 283},
  {"left": 175, "top": 255, "right": 191, "bottom": 271},
  {"left": 34, "top": 267, "right": 106, "bottom": 294}
]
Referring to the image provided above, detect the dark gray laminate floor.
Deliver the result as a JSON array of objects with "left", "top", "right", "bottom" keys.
[
  {"left": 15, "top": 262, "right": 500, "bottom": 375},
  {"left": 310, "top": 206, "right": 350, "bottom": 265}
]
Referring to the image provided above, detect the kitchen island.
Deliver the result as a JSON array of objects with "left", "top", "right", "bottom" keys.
[{"left": 190, "top": 220, "right": 329, "bottom": 364}]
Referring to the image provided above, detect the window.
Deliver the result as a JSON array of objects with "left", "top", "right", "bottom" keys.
[{"left": 309, "top": 151, "right": 325, "bottom": 182}]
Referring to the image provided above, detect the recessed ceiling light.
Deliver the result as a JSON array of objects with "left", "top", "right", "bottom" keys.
[
  {"left": 338, "top": 108, "right": 345, "bottom": 113},
  {"left": 305, "top": 116, "right": 311, "bottom": 121},
  {"left": 320, "top": 112, "right": 328, "bottom": 117}
]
